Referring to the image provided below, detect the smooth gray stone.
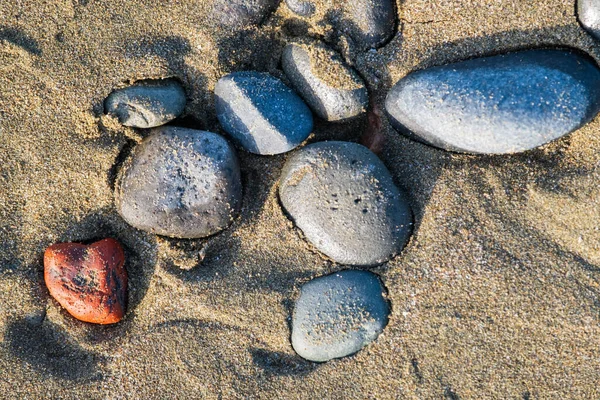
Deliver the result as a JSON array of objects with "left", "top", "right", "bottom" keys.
[
  {"left": 578, "top": 0, "right": 600, "bottom": 40},
  {"left": 285, "top": 0, "right": 315, "bottom": 16},
  {"left": 115, "top": 126, "right": 242, "bottom": 239},
  {"left": 291, "top": 270, "right": 390, "bottom": 362},
  {"left": 282, "top": 42, "right": 368, "bottom": 121},
  {"left": 279, "top": 141, "right": 412, "bottom": 266},
  {"left": 339, "top": 0, "right": 396, "bottom": 49},
  {"left": 105, "top": 80, "right": 186, "bottom": 128},
  {"left": 385, "top": 49, "right": 600, "bottom": 154},
  {"left": 211, "top": 0, "right": 280, "bottom": 27},
  {"left": 215, "top": 71, "right": 314, "bottom": 155}
]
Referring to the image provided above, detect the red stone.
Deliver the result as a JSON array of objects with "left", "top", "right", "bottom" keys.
[{"left": 44, "top": 238, "right": 127, "bottom": 324}]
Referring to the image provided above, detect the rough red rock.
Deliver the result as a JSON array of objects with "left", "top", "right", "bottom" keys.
[{"left": 44, "top": 238, "right": 127, "bottom": 324}]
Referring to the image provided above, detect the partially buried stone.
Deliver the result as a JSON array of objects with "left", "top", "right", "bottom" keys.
[
  {"left": 282, "top": 42, "right": 368, "bottom": 121},
  {"left": 44, "top": 238, "right": 127, "bottom": 325},
  {"left": 578, "top": 0, "right": 600, "bottom": 40},
  {"left": 104, "top": 79, "right": 186, "bottom": 128},
  {"left": 279, "top": 141, "right": 412, "bottom": 266},
  {"left": 385, "top": 49, "right": 600, "bottom": 154},
  {"left": 285, "top": 0, "right": 315, "bottom": 16},
  {"left": 211, "top": 0, "right": 280, "bottom": 27},
  {"left": 338, "top": 0, "right": 396, "bottom": 49},
  {"left": 292, "top": 270, "right": 390, "bottom": 362},
  {"left": 115, "top": 126, "right": 242, "bottom": 239},
  {"left": 215, "top": 71, "right": 313, "bottom": 155}
]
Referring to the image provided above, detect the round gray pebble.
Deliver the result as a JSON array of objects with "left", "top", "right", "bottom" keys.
[
  {"left": 215, "top": 71, "right": 314, "bottom": 155},
  {"left": 115, "top": 126, "right": 242, "bottom": 239},
  {"left": 211, "top": 0, "right": 280, "bottom": 28},
  {"left": 282, "top": 42, "right": 368, "bottom": 122},
  {"left": 385, "top": 49, "right": 600, "bottom": 154},
  {"left": 291, "top": 270, "right": 390, "bottom": 362},
  {"left": 104, "top": 79, "right": 186, "bottom": 128},
  {"left": 339, "top": 0, "right": 396, "bottom": 49},
  {"left": 285, "top": 0, "right": 315, "bottom": 16},
  {"left": 279, "top": 141, "right": 412, "bottom": 266},
  {"left": 578, "top": 0, "right": 600, "bottom": 40}
]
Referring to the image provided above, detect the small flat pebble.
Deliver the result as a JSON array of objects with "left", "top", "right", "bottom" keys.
[
  {"left": 104, "top": 79, "right": 186, "bottom": 128},
  {"left": 285, "top": 0, "right": 315, "bottom": 16},
  {"left": 339, "top": 0, "right": 396, "bottom": 49},
  {"left": 282, "top": 42, "right": 368, "bottom": 121},
  {"left": 578, "top": 0, "right": 600, "bottom": 40},
  {"left": 115, "top": 126, "right": 242, "bottom": 239},
  {"left": 215, "top": 71, "right": 313, "bottom": 155},
  {"left": 385, "top": 49, "right": 600, "bottom": 154},
  {"left": 279, "top": 141, "right": 412, "bottom": 266},
  {"left": 291, "top": 270, "right": 390, "bottom": 362},
  {"left": 211, "top": 0, "right": 280, "bottom": 27}
]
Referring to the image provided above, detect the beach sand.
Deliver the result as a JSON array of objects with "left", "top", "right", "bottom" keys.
[{"left": 1, "top": 0, "right": 599, "bottom": 398}]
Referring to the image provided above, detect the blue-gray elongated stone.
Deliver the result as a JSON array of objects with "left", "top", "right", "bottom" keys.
[
  {"left": 385, "top": 49, "right": 600, "bottom": 154},
  {"left": 279, "top": 141, "right": 412, "bottom": 266},
  {"left": 211, "top": 0, "right": 280, "bottom": 27},
  {"left": 215, "top": 71, "right": 314, "bottom": 155},
  {"left": 291, "top": 270, "right": 390, "bottom": 362},
  {"left": 578, "top": 0, "right": 600, "bottom": 40}
]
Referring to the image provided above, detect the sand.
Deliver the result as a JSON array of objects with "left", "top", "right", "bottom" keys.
[{"left": 1, "top": 0, "right": 599, "bottom": 398}]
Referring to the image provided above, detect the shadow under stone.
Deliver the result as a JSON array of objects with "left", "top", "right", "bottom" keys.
[{"left": 0, "top": 26, "right": 42, "bottom": 55}]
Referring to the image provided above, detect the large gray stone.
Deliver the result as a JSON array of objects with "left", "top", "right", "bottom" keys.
[
  {"left": 215, "top": 71, "right": 314, "bottom": 155},
  {"left": 104, "top": 79, "right": 186, "bottom": 128},
  {"left": 282, "top": 42, "right": 368, "bottom": 121},
  {"left": 339, "top": 0, "right": 396, "bottom": 49},
  {"left": 115, "top": 126, "right": 242, "bottom": 239},
  {"left": 279, "top": 141, "right": 412, "bottom": 266},
  {"left": 211, "top": 0, "right": 280, "bottom": 27},
  {"left": 291, "top": 270, "right": 390, "bottom": 362},
  {"left": 385, "top": 49, "right": 600, "bottom": 154},
  {"left": 578, "top": 0, "right": 600, "bottom": 40}
]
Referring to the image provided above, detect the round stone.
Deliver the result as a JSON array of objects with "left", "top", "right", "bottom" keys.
[
  {"left": 279, "top": 141, "right": 413, "bottom": 266},
  {"left": 386, "top": 49, "right": 600, "bottom": 154},
  {"left": 338, "top": 0, "right": 396, "bottom": 49},
  {"left": 215, "top": 71, "right": 314, "bottom": 155},
  {"left": 211, "top": 0, "right": 280, "bottom": 28},
  {"left": 104, "top": 79, "right": 186, "bottom": 128},
  {"left": 285, "top": 0, "right": 315, "bottom": 16},
  {"left": 115, "top": 126, "right": 242, "bottom": 239},
  {"left": 578, "top": 0, "right": 600, "bottom": 40},
  {"left": 282, "top": 42, "right": 368, "bottom": 122},
  {"left": 291, "top": 270, "right": 390, "bottom": 362}
]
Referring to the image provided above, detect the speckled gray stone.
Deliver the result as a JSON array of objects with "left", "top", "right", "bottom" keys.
[
  {"left": 215, "top": 71, "right": 314, "bottom": 155},
  {"left": 385, "top": 49, "right": 600, "bottom": 154},
  {"left": 282, "top": 42, "right": 368, "bottom": 121},
  {"left": 115, "top": 126, "right": 242, "bottom": 239},
  {"left": 212, "top": 0, "right": 280, "bottom": 27},
  {"left": 279, "top": 141, "right": 412, "bottom": 266},
  {"left": 291, "top": 270, "right": 390, "bottom": 362},
  {"left": 285, "top": 0, "right": 315, "bottom": 16},
  {"left": 338, "top": 0, "right": 396, "bottom": 49},
  {"left": 578, "top": 0, "right": 600, "bottom": 40},
  {"left": 104, "top": 80, "right": 186, "bottom": 128}
]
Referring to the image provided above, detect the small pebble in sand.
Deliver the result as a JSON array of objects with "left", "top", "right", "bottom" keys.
[
  {"left": 279, "top": 141, "right": 412, "bottom": 266},
  {"left": 211, "top": 0, "right": 280, "bottom": 27},
  {"left": 115, "top": 126, "right": 242, "bottom": 238},
  {"left": 285, "top": 0, "right": 315, "bottom": 16},
  {"left": 385, "top": 49, "right": 600, "bottom": 154},
  {"left": 292, "top": 270, "right": 390, "bottom": 362},
  {"left": 282, "top": 41, "right": 368, "bottom": 121},
  {"left": 104, "top": 79, "right": 186, "bottom": 128},
  {"left": 44, "top": 238, "right": 127, "bottom": 324},
  {"left": 215, "top": 71, "right": 313, "bottom": 155},
  {"left": 338, "top": 0, "right": 396, "bottom": 49},
  {"left": 578, "top": 0, "right": 600, "bottom": 40}
]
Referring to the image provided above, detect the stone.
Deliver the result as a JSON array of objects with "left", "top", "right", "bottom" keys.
[
  {"left": 115, "top": 126, "right": 242, "bottom": 238},
  {"left": 279, "top": 141, "right": 412, "bottom": 266},
  {"left": 104, "top": 79, "right": 186, "bottom": 128},
  {"left": 385, "top": 49, "right": 600, "bottom": 154},
  {"left": 44, "top": 238, "right": 127, "bottom": 324},
  {"left": 282, "top": 42, "right": 368, "bottom": 121},
  {"left": 338, "top": 0, "right": 396, "bottom": 49},
  {"left": 285, "top": 0, "right": 315, "bottom": 16},
  {"left": 211, "top": 0, "right": 280, "bottom": 27},
  {"left": 578, "top": 0, "right": 600, "bottom": 40},
  {"left": 215, "top": 71, "right": 314, "bottom": 155},
  {"left": 291, "top": 270, "right": 390, "bottom": 362}
]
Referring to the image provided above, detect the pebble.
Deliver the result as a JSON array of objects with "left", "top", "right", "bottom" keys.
[
  {"left": 385, "top": 49, "right": 600, "bottom": 154},
  {"left": 44, "top": 238, "right": 127, "bottom": 324},
  {"left": 338, "top": 0, "right": 396, "bottom": 49},
  {"left": 291, "top": 270, "right": 390, "bottom": 362},
  {"left": 282, "top": 42, "right": 368, "bottom": 121},
  {"left": 115, "top": 126, "right": 242, "bottom": 239},
  {"left": 104, "top": 79, "right": 186, "bottom": 128},
  {"left": 279, "top": 141, "right": 412, "bottom": 266},
  {"left": 285, "top": 0, "right": 315, "bottom": 16},
  {"left": 215, "top": 71, "right": 313, "bottom": 155},
  {"left": 211, "top": 0, "right": 280, "bottom": 27},
  {"left": 578, "top": 0, "right": 600, "bottom": 40}
]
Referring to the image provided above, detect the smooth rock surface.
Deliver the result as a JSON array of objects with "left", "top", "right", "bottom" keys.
[
  {"left": 282, "top": 42, "right": 368, "bottom": 121},
  {"left": 104, "top": 79, "right": 186, "bottom": 128},
  {"left": 115, "top": 126, "right": 242, "bottom": 238},
  {"left": 338, "top": 0, "right": 396, "bottom": 49},
  {"left": 44, "top": 239, "right": 128, "bottom": 325},
  {"left": 385, "top": 49, "right": 600, "bottom": 154},
  {"left": 212, "top": 0, "right": 280, "bottom": 27},
  {"left": 215, "top": 71, "right": 313, "bottom": 155},
  {"left": 291, "top": 270, "right": 390, "bottom": 362},
  {"left": 279, "top": 141, "right": 412, "bottom": 266},
  {"left": 285, "top": 0, "right": 315, "bottom": 16},
  {"left": 578, "top": 0, "right": 600, "bottom": 40}
]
